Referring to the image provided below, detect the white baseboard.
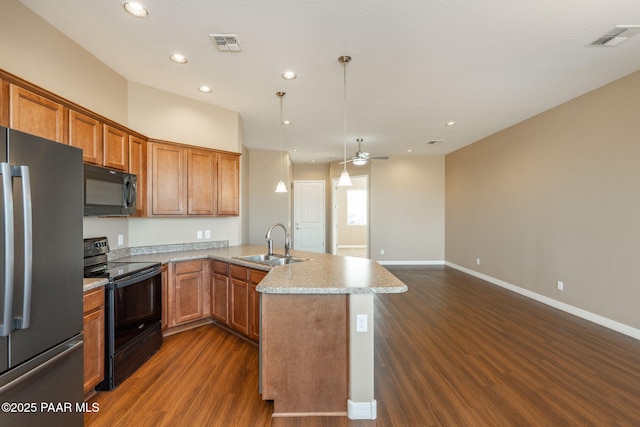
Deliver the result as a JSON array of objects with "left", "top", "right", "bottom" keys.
[
  {"left": 348, "top": 399, "right": 377, "bottom": 420},
  {"left": 445, "top": 261, "right": 640, "bottom": 341}
]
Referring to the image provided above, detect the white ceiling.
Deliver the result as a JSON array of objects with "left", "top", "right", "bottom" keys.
[{"left": 18, "top": 0, "right": 640, "bottom": 164}]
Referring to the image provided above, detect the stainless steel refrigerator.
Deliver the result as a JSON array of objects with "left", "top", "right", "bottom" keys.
[{"left": 0, "top": 126, "right": 84, "bottom": 426}]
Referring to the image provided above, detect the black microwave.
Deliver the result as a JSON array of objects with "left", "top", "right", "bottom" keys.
[{"left": 83, "top": 163, "right": 137, "bottom": 216}]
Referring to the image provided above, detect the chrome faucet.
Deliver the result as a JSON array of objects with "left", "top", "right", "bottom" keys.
[{"left": 265, "top": 223, "right": 291, "bottom": 257}]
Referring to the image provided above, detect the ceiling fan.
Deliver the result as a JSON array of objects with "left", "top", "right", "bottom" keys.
[{"left": 341, "top": 138, "right": 389, "bottom": 166}]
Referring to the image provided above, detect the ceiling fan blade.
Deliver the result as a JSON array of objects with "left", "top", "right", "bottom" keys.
[
  {"left": 339, "top": 159, "right": 354, "bottom": 165},
  {"left": 371, "top": 156, "right": 389, "bottom": 160}
]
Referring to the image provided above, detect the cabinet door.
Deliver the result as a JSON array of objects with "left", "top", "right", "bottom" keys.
[
  {"left": 211, "top": 273, "right": 229, "bottom": 324},
  {"left": 230, "top": 278, "right": 249, "bottom": 335},
  {"left": 216, "top": 152, "right": 240, "bottom": 216},
  {"left": 174, "top": 272, "right": 205, "bottom": 325},
  {"left": 9, "top": 84, "right": 64, "bottom": 143},
  {"left": 103, "top": 125, "right": 129, "bottom": 171},
  {"left": 83, "top": 288, "right": 105, "bottom": 394},
  {"left": 129, "top": 135, "right": 147, "bottom": 216},
  {"left": 69, "top": 110, "right": 103, "bottom": 164},
  {"left": 149, "top": 142, "right": 186, "bottom": 215},
  {"left": 248, "top": 269, "right": 266, "bottom": 342},
  {"left": 188, "top": 148, "right": 216, "bottom": 215}
]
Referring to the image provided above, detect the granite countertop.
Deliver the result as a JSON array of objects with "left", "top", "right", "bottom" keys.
[{"left": 95, "top": 244, "right": 407, "bottom": 295}]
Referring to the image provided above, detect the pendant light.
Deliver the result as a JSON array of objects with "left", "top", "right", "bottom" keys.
[
  {"left": 275, "top": 91, "right": 288, "bottom": 193},
  {"left": 337, "top": 56, "right": 353, "bottom": 187}
]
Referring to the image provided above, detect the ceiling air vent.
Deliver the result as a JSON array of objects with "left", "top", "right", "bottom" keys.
[
  {"left": 589, "top": 25, "right": 640, "bottom": 47},
  {"left": 209, "top": 34, "right": 243, "bottom": 52},
  {"left": 427, "top": 140, "right": 444, "bottom": 145}
]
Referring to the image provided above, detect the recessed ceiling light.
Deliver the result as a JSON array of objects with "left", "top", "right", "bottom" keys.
[
  {"left": 292, "top": 149, "right": 299, "bottom": 152},
  {"left": 123, "top": 2, "right": 149, "bottom": 17},
  {"left": 282, "top": 71, "right": 297, "bottom": 80},
  {"left": 170, "top": 54, "right": 188, "bottom": 64},
  {"left": 407, "top": 149, "right": 413, "bottom": 153},
  {"left": 282, "top": 120, "right": 292, "bottom": 125},
  {"left": 198, "top": 86, "right": 212, "bottom": 93},
  {"left": 445, "top": 121, "right": 456, "bottom": 126}
]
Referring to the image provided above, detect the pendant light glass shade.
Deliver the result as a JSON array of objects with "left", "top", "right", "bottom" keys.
[
  {"left": 338, "top": 170, "right": 352, "bottom": 186},
  {"left": 337, "top": 56, "right": 353, "bottom": 187},
  {"left": 275, "top": 92, "right": 288, "bottom": 193},
  {"left": 275, "top": 179, "right": 287, "bottom": 193}
]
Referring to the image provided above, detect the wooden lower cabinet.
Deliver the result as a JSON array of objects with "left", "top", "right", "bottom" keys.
[
  {"left": 230, "top": 264, "right": 249, "bottom": 335},
  {"left": 211, "top": 261, "right": 230, "bottom": 325},
  {"left": 228, "top": 263, "right": 265, "bottom": 342},
  {"left": 249, "top": 269, "right": 266, "bottom": 341},
  {"left": 165, "top": 258, "right": 265, "bottom": 342},
  {"left": 83, "top": 287, "right": 105, "bottom": 396},
  {"left": 170, "top": 260, "right": 210, "bottom": 327}
]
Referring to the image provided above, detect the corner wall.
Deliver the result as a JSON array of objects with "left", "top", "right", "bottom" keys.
[{"left": 445, "top": 70, "right": 640, "bottom": 330}]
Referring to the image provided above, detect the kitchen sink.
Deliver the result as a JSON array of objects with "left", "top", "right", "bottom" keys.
[{"left": 234, "top": 254, "right": 307, "bottom": 267}]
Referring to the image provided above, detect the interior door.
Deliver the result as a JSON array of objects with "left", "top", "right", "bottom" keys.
[{"left": 293, "top": 180, "right": 325, "bottom": 253}]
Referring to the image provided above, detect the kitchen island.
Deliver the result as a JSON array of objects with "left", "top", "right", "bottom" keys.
[{"left": 103, "top": 244, "right": 407, "bottom": 420}]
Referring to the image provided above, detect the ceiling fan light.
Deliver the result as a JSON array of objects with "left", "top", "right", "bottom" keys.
[
  {"left": 338, "top": 171, "right": 353, "bottom": 187},
  {"left": 275, "top": 179, "right": 288, "bottom": 193},
  {"left": 352, "top": 158, "right": 367, "bottom": 166}
]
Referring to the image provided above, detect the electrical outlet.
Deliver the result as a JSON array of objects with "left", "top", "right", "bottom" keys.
[
  {"left": 117, "top": 234, "right": 124, "bottom": 246},
  {"left": 476, "top": 258, "right": 481, "bottom": 265},
  {"left": 380, "top": 249, "right": 385, "bottom": 255},
  {"left": 197, "top": 230, "right": 203, "bottom": 239},
  {"left": 557, "top": 281, "right": 564, "bottom": 291},
  {"left": 356, "top": 314, "right": 368, "bottom": 333},
  {"left": 205, "top": 229, "right": 211, "bottom": 239}
]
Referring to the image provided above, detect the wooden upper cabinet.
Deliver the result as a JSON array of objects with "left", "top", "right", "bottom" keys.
[
  {"left": 188, "top": 148, "right": 216, "bottom": 215},
  {"left": 216, "top": 152, "right": 240, "bottom": 216},
  {"left": 69, "top": 110, "right": 103, "bottom": 164},
  {"left": 129, "top": 135, "right": 147, "bottom": 216},
  {"left": 149, "top": 141, "right": 186, "bottom": 215},
  {"left": 103, "top": 125, "right": 129, "bottom": 171},
  {"left": 9, "top": 84, "right": 64, "bottom": 143},
  {"left": 148, "top": 139, "right": 239, "bottom": 217}
]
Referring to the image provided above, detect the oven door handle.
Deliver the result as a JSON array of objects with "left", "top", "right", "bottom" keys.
[{"left": 113, "top": 266, "right": 161, "bottom": 289}]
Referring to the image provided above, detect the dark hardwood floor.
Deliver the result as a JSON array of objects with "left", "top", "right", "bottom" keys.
[{"left": 85, "top": 265, "right": 640, "bottom": 426}]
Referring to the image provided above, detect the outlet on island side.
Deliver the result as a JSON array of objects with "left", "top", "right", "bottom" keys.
[
  {"left": 557, "top": 281, "right": 564, "bottom": 291},
  {"left": 356, "top": 314, "right": 368, "bottom": 333}
]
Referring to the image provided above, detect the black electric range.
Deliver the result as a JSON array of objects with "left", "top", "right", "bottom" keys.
[{"left": 83, "top": 237, "right": 160, "bottom": 280}]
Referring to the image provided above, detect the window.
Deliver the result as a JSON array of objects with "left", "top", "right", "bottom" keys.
[{"left": 347, "top": 190, "right": 367, "bottom": 225}]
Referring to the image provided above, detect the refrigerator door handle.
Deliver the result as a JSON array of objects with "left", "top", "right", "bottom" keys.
[
  {"left": 0, "top": 162, "right": 15, "bottom": 337},
  {"left": 11, "top": 165, "right": 32, "bottom": 330}
]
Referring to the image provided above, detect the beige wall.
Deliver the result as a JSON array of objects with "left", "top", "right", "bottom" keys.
[
  {"left": 127, "top": 82, "right": 240, "bottom": 152},
  {"left": 370, "top": 156, "right": 445, "bottom": 262},
  {"left": 248, "top": 150, "right": 292, "bottom": 249},
  {"left": 0, "top": 0, "right": 128, "bottom": 123},
  {"left": 445, "top": 70, "right": 640, "bottom": 330}
]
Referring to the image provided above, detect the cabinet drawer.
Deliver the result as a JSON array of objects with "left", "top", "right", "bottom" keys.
[
  {"left": 250, "top": 269, "right": 267, "bottom": 284},
  {"left": 212, "top": 260, "right": 229, "bottom": 275},
  {"left": 175, "top": 260, "right": 203, "bottom": 275},
  {"left": 83, "top": 287, "right": 104, "bottom": 314},
  {"left": 230, "top": 264, "right": 249, "bottom": 281}
]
